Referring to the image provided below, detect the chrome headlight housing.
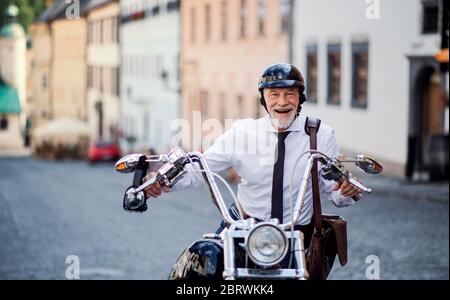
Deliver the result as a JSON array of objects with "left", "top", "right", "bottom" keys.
[{"left": 245, "top": 222, "right": 288, "bottom": 267}]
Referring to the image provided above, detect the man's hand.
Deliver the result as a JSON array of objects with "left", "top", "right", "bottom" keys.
[
  {"left": 333, "top": 175, "right": 363, "bottom": 198},
  {"left": 143, "top": 172, "right": 170, "bottom": 198}
]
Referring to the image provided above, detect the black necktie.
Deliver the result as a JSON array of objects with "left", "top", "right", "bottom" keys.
[{"left": 271, "top": 131, "right": 290, "bottom": 223}]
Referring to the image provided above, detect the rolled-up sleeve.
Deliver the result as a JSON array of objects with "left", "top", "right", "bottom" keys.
[{"left": 319, "top": 130, "right": 356, "bottom": 208}]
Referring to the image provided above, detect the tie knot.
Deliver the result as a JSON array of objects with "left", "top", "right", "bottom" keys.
[{"left": 277, "top": 131, "right": 290, "bottom": 141}]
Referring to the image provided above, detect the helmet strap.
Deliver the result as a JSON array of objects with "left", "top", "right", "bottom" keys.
[{"left": 296, "top": 104, "right": 302, "bottom": 116}]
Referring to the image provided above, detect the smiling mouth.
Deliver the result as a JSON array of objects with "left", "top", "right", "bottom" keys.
[{"left": 274, "top": 108, "right": 293, "bottom": 115}]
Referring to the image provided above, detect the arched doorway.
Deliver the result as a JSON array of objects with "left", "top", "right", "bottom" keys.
[{"left": 407, "top": 58, "right": 448, "bottom": 180}]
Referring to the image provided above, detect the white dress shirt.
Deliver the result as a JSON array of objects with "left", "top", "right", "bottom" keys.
[{"left": 171, "top": 114, "right": 355, "bottom": 225}]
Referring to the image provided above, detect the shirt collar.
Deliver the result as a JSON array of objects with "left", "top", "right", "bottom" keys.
[{"left": 264, "top": 113, "right": 305, "bottom": 133}]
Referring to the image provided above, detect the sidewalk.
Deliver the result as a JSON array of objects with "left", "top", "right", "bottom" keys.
[
  {"left": 0, "top": 148, "right": 31, "bottom": 158},
  {"left": 358, "top": 173, "right": 449, "bottom": 203}
]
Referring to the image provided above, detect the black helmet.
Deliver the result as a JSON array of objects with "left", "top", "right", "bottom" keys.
[{"left": 258, "top": 63, "right": 306, "bottom": 112}]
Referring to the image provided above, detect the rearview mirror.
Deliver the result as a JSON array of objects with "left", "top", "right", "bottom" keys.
[
  {"left": 115, "top": 154, "right": 145, "bottom": 173},
  {"left": 355, "top": 155, "right": 383, "bottom": 174}
]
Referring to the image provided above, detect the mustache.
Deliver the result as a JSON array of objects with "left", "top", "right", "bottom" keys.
[{"left": 270, "top": 105, "right": 295, "bottom": 111}]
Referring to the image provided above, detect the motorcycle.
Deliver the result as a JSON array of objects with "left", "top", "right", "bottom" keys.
[{"left": 114, "top": 147, "right": 383, "bottom": 279}]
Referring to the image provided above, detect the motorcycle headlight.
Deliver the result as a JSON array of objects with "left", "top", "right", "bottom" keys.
[{"left": 245, "top": 223, "right": 288, "bottom": 267}]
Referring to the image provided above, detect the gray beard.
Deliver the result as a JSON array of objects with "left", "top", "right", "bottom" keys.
[{"left": 269, "top": 111, "right": 297, "bottom": 129}]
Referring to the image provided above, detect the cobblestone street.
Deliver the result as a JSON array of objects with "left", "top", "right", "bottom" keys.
[{"left": 0, "top": 158, "right": 448, "bottom": 279}]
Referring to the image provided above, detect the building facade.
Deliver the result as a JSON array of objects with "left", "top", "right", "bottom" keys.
[
  {"left": 0, "top": 5, "right": 26, "bottom": 151},
  {"left": 181, "top": 0, "right": 291, "bottom": 150},
  {"left": 293, "top": 0, "right": 448, "bottom": 178},
  {"left": 28, "top": 22, "right": 52, "bottom": 130},
  {"left": 29, "top": 0, "right": 92, "bottom": 134},
  {"left": 120, "top": 0, "right": 180, "bottom": 153},
  {"left": 50, "top": 13, "right": 88, "bottom": 122},
  {"left": 30, "top": 0, "right": 121, "bottom": 148},
  {"left": 86, "top": 0, "right": 120, "bottom": 142}
]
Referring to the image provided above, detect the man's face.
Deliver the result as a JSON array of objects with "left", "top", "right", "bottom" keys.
[{"left": 264, "top": 87, "right": 300, "bottom": 130}]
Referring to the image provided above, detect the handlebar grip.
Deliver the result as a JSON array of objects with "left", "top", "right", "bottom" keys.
[
  {"left": 134, "top": 173, "right": 160, "bottom": 194},
  {"left": 337, "top": 176, "right": 362, "bottom": 201}
]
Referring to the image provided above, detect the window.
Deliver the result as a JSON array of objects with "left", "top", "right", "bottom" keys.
[
  {"left": 116, "top": 67, "right": 120, "bottom": 96},
  {"left": 190, "top": 6, "right": 196, "bottom": 44},
  {"left": 111, "top": 17, "right": 118, "bottom": 43},
  {"left": 152, "top": 3, "right": 160, "bottom": 16},
  {"left": 104, "top": 18, "right": 110, "bottom": 43},
  {"left": 167, "top": 0, "right": 179, "bottom": 12},
  {"left": 87, "top": 66, "right": 93, "bottom": 89},
  {"left": 176, "top": 53, "right": 180, "bottom": 82},
  {"left": 237, "top": 95, "right": 244, "bottom": 118},
  {"left": 352, "top": 42, "right": 369, "bottom": 108},
  {"left": 92, "top": 21, "right": 97, "bottom": 44},
  {"left": 200, "top": 91, "right": 209, "bottom": 118},
  {"left": 42, "top": 73, "right": 48, "bottom": 89},
  {"left": 327, "top": 44, "right": 341, "bottom": 105},
  {"left": 93, "top": 67, "right": 98, "bottom": 89},
  {"left": 111, "top": 67, "right": 119, "bottom": 96},
  {"left": 219, "top": 93, "right": 226, "bottom": 123},
  {"left": 125, "top": 57, "right": 129, "bottom": 77},
  {"left": 99, "top": 67, "right": 104, "bottom": 93},
  {"left": 306, "top": 45, "right": 318, "bottom": 103},
  {"left": 88, "top": 22, "right": 94, "bottom": 44},
  {"left": 205, "top": 4, "right": 211, "bottom": 42},
  {"left": 138, "top": 56, "right": 144, "bottom": 77},
  {"left": 0, "top": 116, "right": 8, "bottom": 130},
  {"left": 280, "top": 0, "right": 290, "bottom": 33},
  {"left": 99, "top": 20, "right": 104, "bottom": 44},
  {"left": 422, "top": 0, "right": 439, "bottom": 34},
  {"left": 156, "top": 55, "right": 163, "bottom": 80},
  {"left": 239, "top": 0, "right": 247, "bottom": 38},
  {"left": 221, "top": 1, "right": 227, "bottom": 41},
  {"left": 257, "top": 0, "right": 266, "bottom": 36},
  {"left": 143, "top": 112, "right": 149, "bottom": 141}
]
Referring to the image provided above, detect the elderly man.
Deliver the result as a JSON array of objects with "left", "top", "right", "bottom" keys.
[{"left": 144, "top": 63, "right": 361, "bottom": 226}]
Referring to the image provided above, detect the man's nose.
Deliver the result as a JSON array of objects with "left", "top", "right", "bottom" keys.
[{"left": 277, "top": 94, "right": 289, "bottom": 105}]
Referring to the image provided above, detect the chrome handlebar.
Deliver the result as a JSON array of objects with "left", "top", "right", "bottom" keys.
[{"left": 125, "top": 148, "right": 374, "bottom": 229}]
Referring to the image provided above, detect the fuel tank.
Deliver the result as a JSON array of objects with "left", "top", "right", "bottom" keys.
[{"left": 168, "top": 238, "right": 225, "bottom": 279}]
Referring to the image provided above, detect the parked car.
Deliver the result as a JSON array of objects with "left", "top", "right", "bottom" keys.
[{"left": 88, "top": 140, "right": 121, "bottom": 163}]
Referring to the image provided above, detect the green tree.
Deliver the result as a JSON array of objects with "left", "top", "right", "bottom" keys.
[{"left": 0, "top": 0, "right": 47, "bottom": 33}]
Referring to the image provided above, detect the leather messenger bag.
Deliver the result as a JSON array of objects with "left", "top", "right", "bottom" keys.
[{"left": 305, "top": 117, "right": 348, "bottom": 280}]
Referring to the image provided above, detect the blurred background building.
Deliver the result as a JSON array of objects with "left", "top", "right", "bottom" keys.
[
  {"left": 27, "top": 0, "right": 93, "bottom": 150},
  {"left": 293, "top": 0, "right": 449, "bottom": 179},
  {"left": 120, "top": 0, "right": 180, "bottom": 154},
  {"left": 0, "top": 0, "right": 448, "bottom": 179},
  {"left": 180, "top": 0, "right": 291, "bottom": 150},
  {"left": 86, "top": 0, "right": 120, "bottom": 143},
  {"left": 0, "top": 5, "right": 26, "bottom": 152}
]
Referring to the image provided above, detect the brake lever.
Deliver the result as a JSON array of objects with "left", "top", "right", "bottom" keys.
[
  {"left": 133, "top": 155, "right": 189, "bottom": 194},
  {"left": 321, "top": 159, "right": 371, "bottom": 201},
  {"left": 347, "top": 175, "right": 372, "bottom": 193},
  {"left": 134, "top": 174, "right": 159, "bottom": 193}
]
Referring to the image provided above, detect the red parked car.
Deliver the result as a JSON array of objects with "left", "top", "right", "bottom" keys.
[{"left": 88, "top": 140, "right": 121, "bottom": 163}]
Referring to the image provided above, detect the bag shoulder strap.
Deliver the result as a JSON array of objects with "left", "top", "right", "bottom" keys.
[
  {"left": 305, "top": 117, "right": 322, "bottom": 231},
  {"left": 305, "top": 117, "right": 321, "bottom": 136}
]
